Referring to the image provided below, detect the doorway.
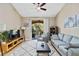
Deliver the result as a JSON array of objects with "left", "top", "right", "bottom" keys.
[{"left": 32, "top": 20, "right": 44, "bottom": 40}]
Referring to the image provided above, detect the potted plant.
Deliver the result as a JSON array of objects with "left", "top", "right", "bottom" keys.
[{"left": 0, "top": 31, "right": 9, "bottom": 44}]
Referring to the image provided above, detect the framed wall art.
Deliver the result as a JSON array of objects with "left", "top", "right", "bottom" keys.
[
  {"left": 76, "top": 15, "right": 79, "bottom": 27},
  {"left": 64, "top": 15, "right": 76, "bottom": 28}
]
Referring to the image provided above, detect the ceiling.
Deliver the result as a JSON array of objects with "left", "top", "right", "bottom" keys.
[{"left": 12, "top": 3, "right": 65, "bottom": 17}]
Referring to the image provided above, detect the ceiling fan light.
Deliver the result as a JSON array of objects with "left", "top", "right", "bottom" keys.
[{"left": 37, "top": 7, "right": 40, "bottom": 10}]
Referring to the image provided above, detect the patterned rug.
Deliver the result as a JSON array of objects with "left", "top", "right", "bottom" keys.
[{"left": 4, "top": 40, "right": 59, "bottom": 56}]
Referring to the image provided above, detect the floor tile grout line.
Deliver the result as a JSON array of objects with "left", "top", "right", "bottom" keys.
[{"left": 21, "top": 46, "right": 34, "bottom": 56}]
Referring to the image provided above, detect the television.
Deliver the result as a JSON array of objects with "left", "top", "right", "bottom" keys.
[
  {"left": 8, "top": 30, "right": 14, "bottom": 40},
  {"left": 16, "top": 30, "right": 20, "bottom": 37},
  {"left": 8, "top": 30, "right": 20, "bottom": 40}
]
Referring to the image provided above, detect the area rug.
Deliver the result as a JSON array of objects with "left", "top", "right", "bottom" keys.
[{"left": 4, "top": 40, "right": 59, "bottom": 56}]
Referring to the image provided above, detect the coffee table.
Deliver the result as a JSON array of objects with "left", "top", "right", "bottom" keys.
[{"left": 36, "top": 41, "right": 51, "bottom": 56}]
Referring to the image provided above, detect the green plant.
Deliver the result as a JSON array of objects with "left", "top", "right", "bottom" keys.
[
  {"left": 0, "top": 31, "right": 9, "bottom": 42},
  {"left": 33, "top": 23, "right": 43, "bottom": 35}
]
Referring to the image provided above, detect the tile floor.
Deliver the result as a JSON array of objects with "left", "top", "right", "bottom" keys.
[{"left": 3, "top": 40, "right": 60, "bottom": 56}]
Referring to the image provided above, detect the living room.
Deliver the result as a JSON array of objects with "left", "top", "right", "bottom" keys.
[{"left": 0, "top": 3, "right": 79, "bottom": 56}]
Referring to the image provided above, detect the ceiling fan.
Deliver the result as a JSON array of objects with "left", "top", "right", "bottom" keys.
[{"left": 33, "top": 3, "right": 47, "bottom": 11}]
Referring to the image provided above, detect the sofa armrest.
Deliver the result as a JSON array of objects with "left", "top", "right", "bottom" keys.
[
  {"left": 68, "top": 48, "right": 79, "bottom": 56},
  {"left": 59, "top": 45, "right": 68, "bottom": 56}
]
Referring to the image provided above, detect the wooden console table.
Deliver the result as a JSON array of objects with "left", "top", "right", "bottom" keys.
[{"left": 0, "top": 36, "right": 24, "bottom": 54}]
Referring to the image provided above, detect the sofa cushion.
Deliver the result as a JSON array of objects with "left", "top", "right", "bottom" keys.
[
  {"left": 58, "top": 33, "right": 64, "bottom": 41},
  {"left": 68, "top": 48, "right": 79, "bottom": 56},
  {"left": 59, "top": 46, "right": 68, "bottom": 56},
  {"left": 70, "top": 36, "right": 79, "bottom": 48},
  {"left": 59, "top": 44, "right": 70, "bottom": 49},
  {"left": 53, "top": 40, "right": 66, "bottom": 47},
  {"left": 51, "top": 34, "right": 59, "bottom": 40},
  {"left": 63, "top": 34, "right": 72, "bottom": 44}
]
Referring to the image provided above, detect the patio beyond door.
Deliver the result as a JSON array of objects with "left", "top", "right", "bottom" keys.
[{"left": 32, "top": 20, "right": 44, "bottom": 40}]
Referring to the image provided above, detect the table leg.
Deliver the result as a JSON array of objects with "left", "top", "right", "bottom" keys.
[
  {"left": 37, "top": 53, "right": 39, "bottom": 56},
  {"left": 48, "top": 53, "right": 49, "bottom": 56}
]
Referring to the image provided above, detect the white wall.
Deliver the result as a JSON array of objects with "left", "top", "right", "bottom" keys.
[
  {"left": 0, "top": 3, "right": 21, "bottom": 31},
  {"left": 21, "top": 18, "right": 32, "bottom": 40},
  {"left": 56, "top": 4, "right": 79, "bottom": 37},
  {"left": 48, "top": 17, "right": 56, "bottom": 27}
]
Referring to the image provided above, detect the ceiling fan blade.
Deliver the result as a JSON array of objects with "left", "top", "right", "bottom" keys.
[
  {"left": 40, "top": 8, "right": 47, "bottom": 11},
  {"left": 33, "top": 3, "right": 35, "bottom": 4},
  {"left": 40, "top": 3, "right": 46, "bottom": 7},
  {"left": 33, "top": 3, "right": 40, "bottom": 5}
]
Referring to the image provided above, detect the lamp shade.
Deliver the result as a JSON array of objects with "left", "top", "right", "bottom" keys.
[{"left": 21, "top": 27, "right": 26, "bottom": 30}]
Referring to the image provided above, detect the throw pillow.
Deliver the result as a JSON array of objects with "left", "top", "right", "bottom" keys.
[
  {"left": 51, "top": 35, "right": 59, "bottom": 40},
  {"left": 70, "top": 36, "right": 79, "bottom": 48},
  {"left": 63, "top": 34, "right": 72, "bottom": 44},
  {"left": 58, "top": 33, "right": 64, "bottom": 41}
]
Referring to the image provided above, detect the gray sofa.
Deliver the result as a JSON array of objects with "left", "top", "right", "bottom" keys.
[
  {"left": 37, "top": 32, "right": 50, "bottom": 42},
  {"left": 51, "top": 33, "right": 79, "bottom": 56}
]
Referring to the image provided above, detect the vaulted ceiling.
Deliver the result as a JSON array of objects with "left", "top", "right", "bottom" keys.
[{"left": 12, "top": 3, "right": 65, "bottom": 17}]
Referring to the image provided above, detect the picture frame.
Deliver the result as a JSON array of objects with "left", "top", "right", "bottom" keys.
[
  {"left": 68, "top": 15, "right": 76, "bottom": 27},
  {"left": 64, "top": 17, "right": 69, "bottom": 28},
  {"left": 64, "top": 15, "right": 76, "bottom": 28}
]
